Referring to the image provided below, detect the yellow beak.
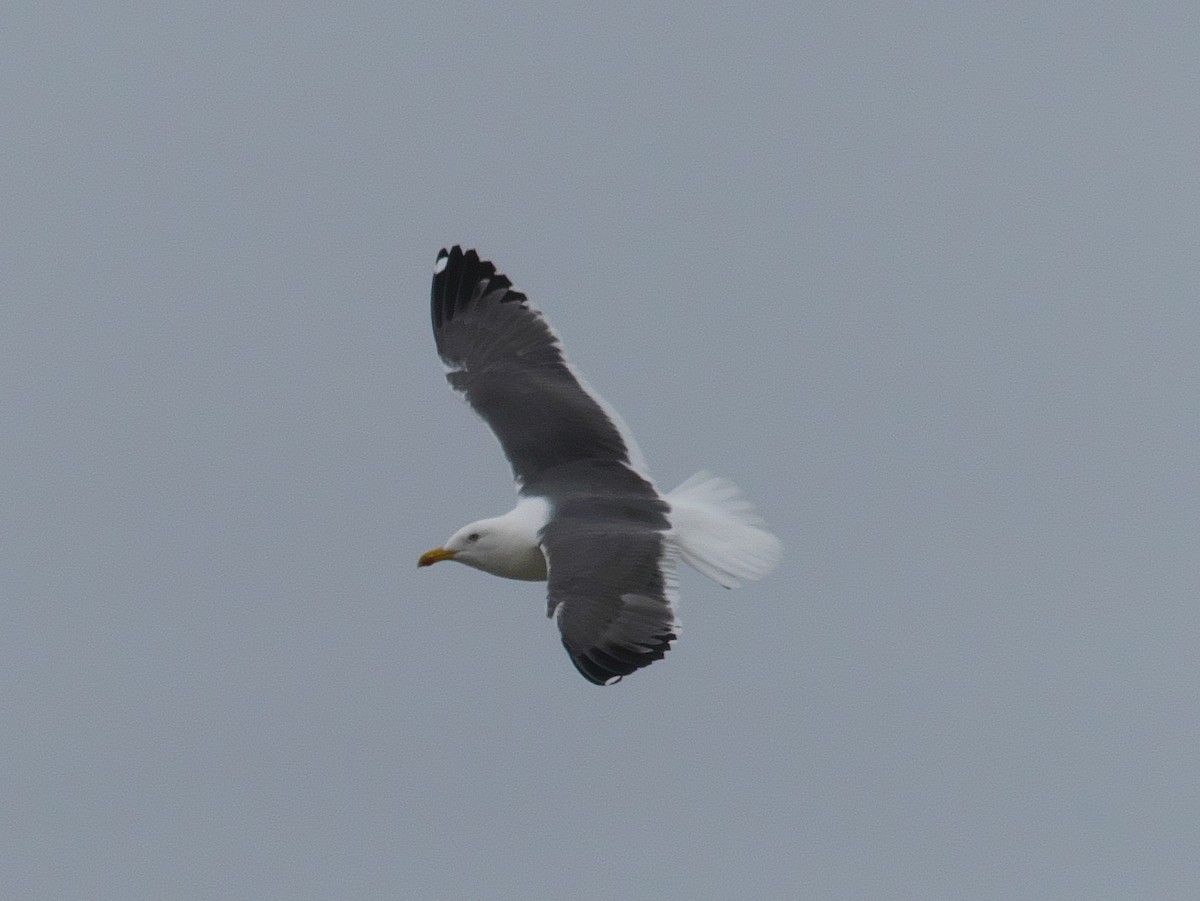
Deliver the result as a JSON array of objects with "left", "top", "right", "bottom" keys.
[{"left": 418, "top": 547, "right": 456, "bottom": 567}]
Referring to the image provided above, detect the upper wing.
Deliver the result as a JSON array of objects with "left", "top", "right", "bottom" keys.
[
  {"left": 430, "top": 246, "right": 639, "bottom": 488},
  {"left": 540, "top": 484, "right": 678, "bottom": 685}
]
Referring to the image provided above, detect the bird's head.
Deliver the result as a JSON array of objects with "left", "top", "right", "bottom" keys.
[
  {"left": 418, "top": 510, "right": 548, "bottom": 581},
  {"left": 418, "top": 521, "right": 491, "bottom": 570}
]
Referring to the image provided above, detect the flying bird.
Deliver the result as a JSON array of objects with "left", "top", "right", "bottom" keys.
[{"left": 418, "top": 247, "right": 781, "bottom": 684}]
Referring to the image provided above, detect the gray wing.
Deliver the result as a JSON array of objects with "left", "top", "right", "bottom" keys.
[
  {"left": 539, "top": 480, "right": 678, "bottom": 685},
  {"left": 430, "top": 246, "right": 637, "bottom": 488}
]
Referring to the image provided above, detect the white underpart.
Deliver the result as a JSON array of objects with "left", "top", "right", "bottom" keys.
[
  {"left": 651, "top": 544, "right": 681, "bottom": 627},
  {"left": 666, "top": 472, "right": 782, "bottom": 589}
]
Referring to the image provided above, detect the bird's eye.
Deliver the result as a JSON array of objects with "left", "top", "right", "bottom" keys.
[{"left": 467, "top": 532, "right": 480, "bottom": 542}]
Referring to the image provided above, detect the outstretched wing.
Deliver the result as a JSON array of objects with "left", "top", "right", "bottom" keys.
[
  {"left": 430, "top": 246, "right": 641, "bottom": 488},
  {"left": 540, "top": 483, "right": 678, "bottom": 685}
]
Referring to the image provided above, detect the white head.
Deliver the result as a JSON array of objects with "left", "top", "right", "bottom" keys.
[{"left": 418, "top": 502, "right": 549, "bottom": 582}]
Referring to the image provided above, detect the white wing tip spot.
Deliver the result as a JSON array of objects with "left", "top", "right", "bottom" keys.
[{"left": 434, "top": 253, "right": 449, "bottom": 274}]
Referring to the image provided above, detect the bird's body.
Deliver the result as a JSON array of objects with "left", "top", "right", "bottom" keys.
[{"left": 419, "top": 247, "right": 780, "bottom": 684}]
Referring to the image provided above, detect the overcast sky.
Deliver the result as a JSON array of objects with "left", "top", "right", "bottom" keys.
[{"left": 3, "top": 3, "right": 1198, "bottom": 899}]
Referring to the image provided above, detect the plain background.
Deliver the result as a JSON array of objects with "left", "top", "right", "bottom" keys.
[{"left": 3, "top": 3, "right": 1197, "bottom": 899}]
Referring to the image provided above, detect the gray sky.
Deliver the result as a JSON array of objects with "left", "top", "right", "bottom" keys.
[{"left": 3, "top": 3, "right": 1198, "bottom": 899}]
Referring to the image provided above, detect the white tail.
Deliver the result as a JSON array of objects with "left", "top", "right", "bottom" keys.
[{"left": 666, "top": 471, "right": 782, "bottom": 589}]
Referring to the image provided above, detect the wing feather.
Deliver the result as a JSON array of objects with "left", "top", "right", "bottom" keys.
[
  {"left": 541, "top": 485, "right": 678, "bottom": 685},
  {"left": 431, "top": 247, "right": 637, "bottom": 487}
]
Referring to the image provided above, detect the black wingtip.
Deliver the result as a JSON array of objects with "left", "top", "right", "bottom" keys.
[
  {"left": 564, "top": 633, "right": 676, "bottom": 686},
  {"left": 431, "top": 246, "right": 526, "bottom": 332}
]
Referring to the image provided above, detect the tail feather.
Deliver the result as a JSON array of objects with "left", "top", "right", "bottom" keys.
[{"left": 666, "top": 472, "right": 782, "bottom": 588}]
